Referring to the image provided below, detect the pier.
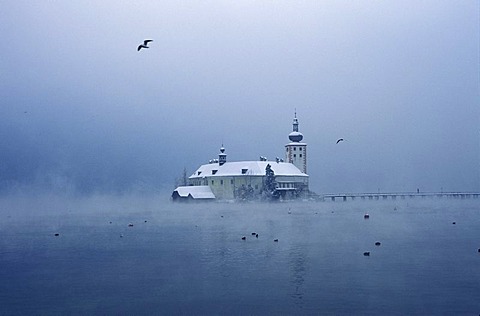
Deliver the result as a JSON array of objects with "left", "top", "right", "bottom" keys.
[{"left": 319, "top": 192, "right": 480, "bottom": 202}]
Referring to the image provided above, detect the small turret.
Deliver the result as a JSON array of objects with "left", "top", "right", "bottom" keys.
[{"left": 219, "top": 146, "right": 227, "bottom": 166}]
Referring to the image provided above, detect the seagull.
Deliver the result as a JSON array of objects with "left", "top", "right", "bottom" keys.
[
  {"left": 336, "top": 138, "right": 344, "bottom": 144},
  {"left": 137, "top": 39, "right": 153, "bottom": 51}
]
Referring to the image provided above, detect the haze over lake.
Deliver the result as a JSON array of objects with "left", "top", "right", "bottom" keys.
[{"left": 1, "top": 194, "right": 479, "bottom": 315}]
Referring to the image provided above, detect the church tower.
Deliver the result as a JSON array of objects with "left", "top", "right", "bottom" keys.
[{"left": 285, "top": 111, "right": 307, "bottom": 174}]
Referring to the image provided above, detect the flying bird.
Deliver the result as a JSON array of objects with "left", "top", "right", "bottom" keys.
[
  {"left": 137, "top": 39, "right": 153, "bottom": 51},
  {"left": 336, "top": 138, "right": 344, "bottom": 144}
]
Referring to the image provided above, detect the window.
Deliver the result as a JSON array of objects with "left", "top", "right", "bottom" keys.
[
  {"left": 211, "top": 180, "right": 214, "bottom": 185},
  {"left": 299, "top": 147, "right": 302, "bottom": 151},
  {"left": 300, "top": 154, "right": 302, "bottom": 158},
  {"left": 231, "top": 179, "right": 234, "bottom": 185},
  {"left": 197, "top": 171, "right": 202, "bottom": 175},
  {"left": 293, "top": 154, "right": 296, "bottom": 158},
  {"left": 294, "top": 147, "right": 296, "bottom": 151},
  {"left": 220, "top": 180, "right": 224, "bottom": 185},
  {"left": 212, "top": 170, "right": 217, "bottom": 175},
  {"left": 241, "top": 169, "right": 248, "bottom": 174}
]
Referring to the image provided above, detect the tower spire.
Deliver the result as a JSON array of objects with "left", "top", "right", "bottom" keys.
[
  {"left": 289, "top": 110, "right": 303, "bottom": 142},
  {"left": 292, "top": 110, "right": 299, "bottom": 132}
]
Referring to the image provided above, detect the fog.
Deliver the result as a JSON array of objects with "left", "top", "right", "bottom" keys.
[
  {"left": 2, "top": 194, "right": 480, "bottom": 314},
  {"left": 1, "top": 1, "right": 478, "bottom": 195}
]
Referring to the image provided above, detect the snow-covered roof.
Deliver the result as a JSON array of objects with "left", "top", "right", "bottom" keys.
[
  {"left": 190, "top": 161, "right": 308, "bottom": 179},
  {"left": 285, "top": 142, "right": 307, "bottom": 146},
  {"left": 173, "top": 186, "right": 216, "bottom": 199}
]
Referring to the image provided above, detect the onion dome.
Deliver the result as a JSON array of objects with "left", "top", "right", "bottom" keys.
[{"left": 289, "top": 131, "right": 303, "bottom": 142}]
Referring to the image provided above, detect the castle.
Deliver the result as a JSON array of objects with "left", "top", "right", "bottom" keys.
[{"left": 172, "top": 113, "right": 309, "bottom": 201}]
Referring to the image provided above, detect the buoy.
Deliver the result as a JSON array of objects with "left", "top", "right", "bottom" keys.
[
  {"left": 241, "top": 236, "right": 246, "bottom": 240},
  {"left": 128, "top": 223, "right": 133, "bottom": 227},
  {"left": 375, "top": 242, "right": 381, "bottom": 246},
  {"left": 364, "top": 214, "right": 370, "bottom": 219},
  {"left": 251, "top": 232, "right": 256, "bottom": 236},
  {"left": 144, "top": 220, "right": 147, "bottom": 223},
  {"left": 363, "top": 252, "right": 370, "bottom": 256},
  {"left": 274, "top": 239, "right": 279, "bottom": 242},
  {"left": 54, "top": 233, "right": 59, "bottom": 237},
  {"left": 452, "top": 222, "right": 456, "bottom": 225}
]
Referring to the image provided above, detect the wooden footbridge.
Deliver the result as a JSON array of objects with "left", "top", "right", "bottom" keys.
[{"left": 319, "top": 192, "right": 480, "bottom": 202}]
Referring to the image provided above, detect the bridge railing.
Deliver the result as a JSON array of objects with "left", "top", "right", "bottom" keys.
[{"left": 316, "top": 192, "right": 480, "bottom": 202}]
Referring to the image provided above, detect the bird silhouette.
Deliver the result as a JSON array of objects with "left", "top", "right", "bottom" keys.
[
  {"left": 137, "top": 39, "right": 153, "bottom": 51},
  {"left": 336, "top": 138, "right": 344, "bottom": 144}
]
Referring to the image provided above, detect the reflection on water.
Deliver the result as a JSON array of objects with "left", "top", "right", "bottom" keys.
[
  {"left": 289, "top": 246, "right": 306, "bottom": 309},
  {"left": 0, "top": 194, "right": 479, "bottom": 315}
]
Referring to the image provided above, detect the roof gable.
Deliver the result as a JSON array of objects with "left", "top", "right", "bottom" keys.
[{"left": 173, "top": 186, "right": 216, "bottom": 199}]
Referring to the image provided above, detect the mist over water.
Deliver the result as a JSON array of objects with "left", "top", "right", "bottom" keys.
[{"left": 1, "top": 194, "right": 479, "bottom": 315}]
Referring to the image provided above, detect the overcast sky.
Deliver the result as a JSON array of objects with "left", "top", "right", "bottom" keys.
[{"left": 0, "top": 1, "right": 478, "bottom": 195}]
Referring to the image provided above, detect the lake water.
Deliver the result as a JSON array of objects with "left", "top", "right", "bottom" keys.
[{"left": 0, "top": 194, "right": 479, "bottom": 315}]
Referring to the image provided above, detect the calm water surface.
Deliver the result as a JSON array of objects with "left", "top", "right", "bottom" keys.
[{"left": 0, "top": 195, "right": 479, "bottom": 315}]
